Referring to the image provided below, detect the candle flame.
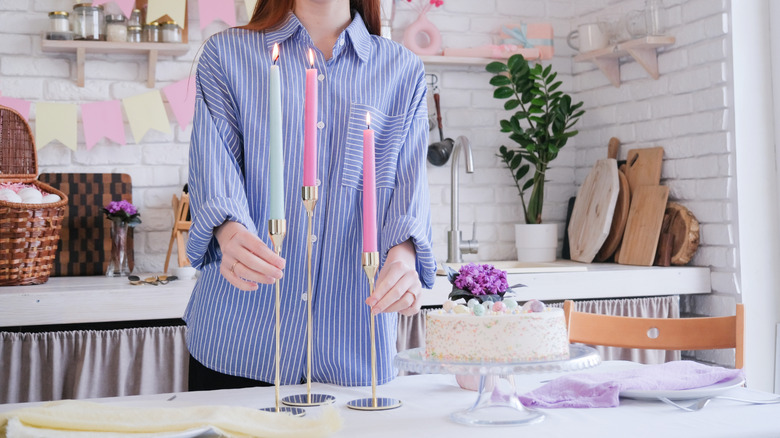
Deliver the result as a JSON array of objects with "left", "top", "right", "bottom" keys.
[
  {"left": 366, "top": 112, "right": 371, "bottom": 129},
  {"left": 308, "top": 48, "right": 315, "bottom": 67},
  {"left": 272, "top": 43, "right": 279, "bottom": 63}
]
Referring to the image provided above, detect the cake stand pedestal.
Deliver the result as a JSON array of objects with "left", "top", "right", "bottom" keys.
[{"left": 394, "top": 344, "right": 600, "bottom": 426}]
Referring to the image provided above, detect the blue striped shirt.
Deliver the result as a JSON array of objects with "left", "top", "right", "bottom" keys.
[{"left": 185, "top": 12, "right": 436, "bottom": 386}]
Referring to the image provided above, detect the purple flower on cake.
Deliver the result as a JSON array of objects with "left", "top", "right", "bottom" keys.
[
  {"left": 445, "top": 263, "right": 524, "bottom": 303},
  {"left": 103, "top": 200, "right": 142, "bottom": 227}
]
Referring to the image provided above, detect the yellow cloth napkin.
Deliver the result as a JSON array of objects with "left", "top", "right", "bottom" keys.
[{"left": 0, "top": 400, "right": 342, "bottom": 438}]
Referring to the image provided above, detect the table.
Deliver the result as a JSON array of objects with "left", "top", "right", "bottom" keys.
[{"left": 1, "top": 361, "right": 777, "bottom": 437}]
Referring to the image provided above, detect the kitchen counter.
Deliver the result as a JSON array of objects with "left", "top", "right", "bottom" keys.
[{"left": 0, "top": 261, "right": 710, "bottom": 327}]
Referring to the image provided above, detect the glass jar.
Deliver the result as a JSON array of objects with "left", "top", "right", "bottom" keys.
[
  {"left": 143, "top": 21, "right": 160, "bottom": 42},
  {"left": 127, "top": 8, "right": 142, "bottom": 27},
  {"left": 105, "top": 14, "right": 127, "bottom": 42},
  {"left": 160, "top": 20, "right": 182, "bottom": 43},
  {"left": 48, "top": 11, "right": 70, "bottom": 32},
  {"left": 127, "top": 25, "right": 142, "bottom": 43},
  {"left": 72, "top": 3, "right": 105, "bottom": 41}
]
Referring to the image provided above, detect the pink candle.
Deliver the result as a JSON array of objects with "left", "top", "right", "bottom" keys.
[
  {"left": 363, "top": 112, "right": 377, "bottom": 253},
  {"left": 303, "top": 48, "right": 317, "bottom": 187}
]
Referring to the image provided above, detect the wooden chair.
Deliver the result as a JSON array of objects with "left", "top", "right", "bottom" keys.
[
  {"left": 164, "top": 192, "right": 191, "bottom": 273},
  {"left": 563, "top": 300, "right": 744, "bottom": 369}
]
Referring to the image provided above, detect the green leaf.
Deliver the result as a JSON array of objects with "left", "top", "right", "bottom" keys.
[
  {"left": 504, "top": 99, "right": 520, "bottom": 110},
  {"left": 486, "top": 61, "right": 508, "bottom": 74},
  {"left": 522, "top": 178, "right": 535, "bottom": 191},
  {"left": 545, "top": 71, "right": 557, "bottom": 84},
  {"left": 500, "top": 119, "right": 512, "bottom": 132},
  {"left": 528, "top": 107, "right": 544, "bottom": 114},
  {"left": 516, "top": 164, "right": 530, "bottom": 180},
  {"left": 542, "top": 64, "right": 552, "bottom": 77},
  {"left": 498, "top": 145, "right": 508, "bottom": 155},
  {"left": 510, "top": 154, "right": 523, "bottom": 169},
  {"left": 531, "top": 63, "right": 543, "bottom": 75},
  {"left": 493, "top": 86, "right": 514, "bottom": 99},
  {"left": 531, "top": 98, "right": 546, "bottom": 107},
  {"left": 490, "top": 75, "right": 512, "bottom": 86}
]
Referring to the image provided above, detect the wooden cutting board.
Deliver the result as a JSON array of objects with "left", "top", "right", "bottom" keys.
[
  {"left": 625, "top": 146, "right": 664, "bottom": 194},
  {"left": 568, "top": 158, "right": 619, "bottom": 263},
  {"left": 595, "top": 137, "right": 630, "bottom": 262},
  {"left": 617, "top": 185, "right": 670, "bottom": 266}
]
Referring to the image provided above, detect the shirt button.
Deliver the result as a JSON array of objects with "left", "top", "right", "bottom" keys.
[
  {"left": 318, "top": 74, "right": 325, "bottom": 81},
  {"left": 316, "top": 178, "right": 322, "bottom": 187},
  {"left": 317, "top": 121, "right": 325, "bottom": 129},
  {"left": 338, "top": 39, "right": 345, "bottom": 46},
  {"left": 301, "top": 292, "right": 308, "bottom": 302},
  {"left": 311, "top": 235, "right": 317, "bottom": 243}
]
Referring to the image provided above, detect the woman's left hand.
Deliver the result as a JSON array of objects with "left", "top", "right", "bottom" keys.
[{"left": 367, "top": 240, "right": 422, "bottom": 316}]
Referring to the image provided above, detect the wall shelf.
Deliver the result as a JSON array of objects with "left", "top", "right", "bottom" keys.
[
  {"left": 573, "top": 35, "right": 675, "bottom": 87},
  {"left": 419, "top": 55, "right": 493, "bottom": 66},
  {"left": 41, "top": 39, "right": 189, "bottom": 88}
]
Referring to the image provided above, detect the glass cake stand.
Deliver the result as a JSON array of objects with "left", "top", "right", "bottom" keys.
[{"left": 394, "top": 344, "right": 600, "bottom": 426}]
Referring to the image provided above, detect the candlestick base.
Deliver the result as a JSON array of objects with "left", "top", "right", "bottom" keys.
[
  {"left": 346, "top": 397, "right": 402, "bottom": 411},
  {"left": 302, "top": 186, "right": 318, "bottom": 214},
  {"left": 281, "top": 393, "right": 336, "bottom": 407},
  {"left": 258, "top": 406, "right": 306, "bottom": 416}
]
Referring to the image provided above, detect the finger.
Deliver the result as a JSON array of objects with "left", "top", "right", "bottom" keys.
[
  {"left": 247, "top": 240, "right": 286, "bottom": 270},
  {"left": 367, "top": 261, "right": 407, "bottom": 308},
  {"left": 231, "top": 260, "right": 277, "bottom": 285},
  {"left": 220, "top": 258, "right": 259, "bottom": 291},
  {"left": 371, "top": 272, "right": 418, "bottom": 314},
  {"left": 233, "top": 245, "right": 284, "bottom": 281}
]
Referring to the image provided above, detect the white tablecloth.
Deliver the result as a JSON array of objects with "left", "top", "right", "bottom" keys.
[{"left": 1, "top": 361, "right": 778, "bottom": 438}]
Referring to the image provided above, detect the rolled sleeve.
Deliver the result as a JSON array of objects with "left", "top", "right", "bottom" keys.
[
  {"left": 186, "top": 40, "right": 256, "bottom": 269},
  {"left": 380, "top": 64, "right": 436, "bottom": 289}
]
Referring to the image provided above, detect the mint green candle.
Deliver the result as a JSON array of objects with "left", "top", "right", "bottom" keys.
[{"left": 268, "top": 43, "right": 284, "bottom": 220}]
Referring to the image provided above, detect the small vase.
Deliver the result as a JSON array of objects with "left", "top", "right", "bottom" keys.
[
  {"left": 402, "top": 11, "right": 442, "bottom": 56},
  {"left": 515, "top": 223, "right": 559, "bottom": 262},
  {"left": 106, "top": 221, "right": 131, "bottom": 277}
]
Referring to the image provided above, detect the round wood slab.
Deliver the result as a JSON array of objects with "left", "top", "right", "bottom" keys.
[
  {"left": 568, "top": 159, "right": 620, "bottom": 263},
  {"left": 666, "top": 202, "right": 700, "bottom": 265}
]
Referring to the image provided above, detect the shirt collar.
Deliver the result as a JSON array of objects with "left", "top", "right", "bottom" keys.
[{"left": 263, "top": 11, "right": 372, "bottom": 64}]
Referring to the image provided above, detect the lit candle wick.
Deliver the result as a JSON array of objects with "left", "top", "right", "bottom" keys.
[
  {"left": 308, "top": 48, "right": 315, "bottom": 67},
  {"left": 272, "top": 43, "right": 279, "bottom": 64},
  {"left": 366, "top": 112, "right": 371, "bottom": 130}
]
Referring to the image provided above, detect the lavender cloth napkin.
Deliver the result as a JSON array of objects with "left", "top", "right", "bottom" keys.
[{"left": 518, "top": 360, "right": 745, "bottom": 409}]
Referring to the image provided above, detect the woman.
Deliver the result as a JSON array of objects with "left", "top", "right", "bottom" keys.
[{"left": 185, "top": 0, "right": 436, "bottom": 390}]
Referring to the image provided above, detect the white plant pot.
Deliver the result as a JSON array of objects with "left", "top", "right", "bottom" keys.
[{"left": 515, "top": 223, "right": 558, "bottom": 262}]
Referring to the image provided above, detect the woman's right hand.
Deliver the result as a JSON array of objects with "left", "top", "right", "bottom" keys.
[{"left": 215, "top": 221, "right": 285, "bottom": 291}]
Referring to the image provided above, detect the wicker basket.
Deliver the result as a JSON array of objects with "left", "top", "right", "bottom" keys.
[{"left": 0, "top": 105, "right": 68, "bottom": 286}]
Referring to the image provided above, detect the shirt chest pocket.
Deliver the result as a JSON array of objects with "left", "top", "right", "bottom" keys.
[{"left": 340, "top": 102, "right": 405, "bottom": 191}]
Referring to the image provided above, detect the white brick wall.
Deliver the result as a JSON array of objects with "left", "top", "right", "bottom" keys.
[{"left": 0, "top": 1, "right": 740, "bottom": 329}]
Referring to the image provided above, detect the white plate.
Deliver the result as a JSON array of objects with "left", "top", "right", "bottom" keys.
[{"left": 620, "top": 376, "right": 746, "bottom": 401}]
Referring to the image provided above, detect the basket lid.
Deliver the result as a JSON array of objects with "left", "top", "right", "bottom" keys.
[{"left": 0, "top": 104, "right": 38, "bottom": 181}]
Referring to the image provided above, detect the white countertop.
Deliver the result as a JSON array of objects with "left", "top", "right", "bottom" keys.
[{"left": 0, "top": 261, "right": 710, "bottom": 327}]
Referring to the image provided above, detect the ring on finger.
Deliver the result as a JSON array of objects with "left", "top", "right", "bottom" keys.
[{"left": 230, "top": 261, "right": 239, "bottom": 274}]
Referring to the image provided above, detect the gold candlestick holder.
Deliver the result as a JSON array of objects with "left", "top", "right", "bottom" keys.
[
  {"left": 346, "top": 251, "right": 402, "bottom": 411},
  {"left": 259, "top": 218, "right": 305, "bottom": 417},
  {"left": 282, "top": 186, "right": 335, "bottom": 407}
]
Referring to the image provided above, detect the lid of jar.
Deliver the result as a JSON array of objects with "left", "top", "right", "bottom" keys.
[
  {"left": 128, "top": 25, "right": 143, "bottom": 31},
  {"left": 49, "top": 11, "right": 69, "bottom": 17},
  {"left": 159, "top": 20, "right": 178, "bottom": 26},
  {"left": 73, "top": 3, "right": 103, "bottom": 10},
  {"left": 106, "top": 14, "right": 127, "bottom": 22},
  {"left": 145, "top": 21, "right": 161, "bottom": 27}
]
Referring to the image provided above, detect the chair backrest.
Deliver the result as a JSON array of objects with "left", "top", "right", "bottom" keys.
[{"left": 563, "top": 300, "right": 744, "bottom": 369}]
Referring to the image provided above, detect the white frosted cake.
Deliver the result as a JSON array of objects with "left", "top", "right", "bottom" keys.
[{"left": 425, "top": 300, "right": 570, "bottom": 363}]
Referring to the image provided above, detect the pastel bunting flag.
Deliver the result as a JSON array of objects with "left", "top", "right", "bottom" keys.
[
  {"left": 244, "top": 0, "right": 257, "bottom": 20},
  {"left": 146, "top": 0, "right": 186, "bottom": 26},
  {"left": 81, "top": 100, "right": 126, "bottom": 150},
  {"left": 162, "top": 76, "right": 196, "bottom": 129},
  {"left": 91, "top": 0, "right": 136, "bottom": 17},
  {"left": 0, "top": 96, "right": 32, "bottom": 120},
  {"left": 35, "top": 103, "right": 78, "bottom": 151},
  {"left": 122, "top": 90, "right": 171, "bottom": 143},
  {"left": 200, "top": 0, "right": 236, "bottom": 29}
]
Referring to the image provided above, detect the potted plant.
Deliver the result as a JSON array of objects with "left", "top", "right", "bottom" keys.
[{"left": 486, "top": 54, "right": 584, "bottom": 261}]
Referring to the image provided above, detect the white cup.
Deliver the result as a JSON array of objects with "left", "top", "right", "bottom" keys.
[
  {"left": 567, "top": 23, "right": 610, "bottom": 53},
  {"left": 173, "top": 265, "right": 197, "bottom": 280}
]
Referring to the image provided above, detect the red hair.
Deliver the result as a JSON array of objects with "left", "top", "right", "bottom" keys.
[{"left": 242, "top": 0, "right": 381, "bottom": 36}]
